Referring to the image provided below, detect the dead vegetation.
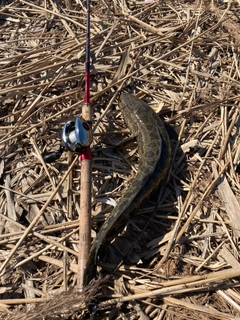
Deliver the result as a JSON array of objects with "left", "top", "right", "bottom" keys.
[{"left": 0, "top": 0, "right": 240, "bottom": 319}]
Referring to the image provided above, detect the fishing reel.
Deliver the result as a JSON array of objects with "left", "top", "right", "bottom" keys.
[{"left": 43, "top": 117, "right": 93, "bottom": 163}]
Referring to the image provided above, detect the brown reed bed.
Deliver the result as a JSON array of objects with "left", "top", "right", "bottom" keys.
[{"left": 0, "top": 0, "right": 240, "bottom": 319}]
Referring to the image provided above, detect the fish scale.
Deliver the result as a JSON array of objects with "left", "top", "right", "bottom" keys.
[{"left": 84, "top": 93, "right": 171, "bottom": 285}]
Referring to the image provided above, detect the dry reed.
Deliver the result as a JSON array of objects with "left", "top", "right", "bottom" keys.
[{"left": 0, "top": 0, "right": 240, "bottom": 319}]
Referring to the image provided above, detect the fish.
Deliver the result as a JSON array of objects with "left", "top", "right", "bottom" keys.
[{"left": 84, "top": 93, "right": 171, "bottom": 285}]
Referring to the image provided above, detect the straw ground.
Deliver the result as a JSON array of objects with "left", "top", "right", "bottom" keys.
[{"left": 0, "top": 0, "right": 240, "bottom": 319}]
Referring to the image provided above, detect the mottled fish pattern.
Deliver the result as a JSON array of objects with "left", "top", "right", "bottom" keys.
[{"left": 84, "top": 93, "right": 171, "bottom": 285}]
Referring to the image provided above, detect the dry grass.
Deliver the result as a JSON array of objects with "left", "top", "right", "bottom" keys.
[{"left": 0, "top": 0, "right": 240, "bottom": 319}]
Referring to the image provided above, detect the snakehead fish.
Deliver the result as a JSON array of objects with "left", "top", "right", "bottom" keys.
[{"left": 84, "top": 92, "right": 171, "bottom": 285}]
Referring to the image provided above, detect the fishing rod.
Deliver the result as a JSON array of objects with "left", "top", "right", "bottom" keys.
[
  {"left": 76, "top": 0, "right": 93, "bottom": 292},
  {"left": 42, "top": 0, "right": 93, "bottom": 292}
]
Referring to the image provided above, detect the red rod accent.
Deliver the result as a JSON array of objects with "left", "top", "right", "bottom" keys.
[{"left": 80, "top": 146, "right": 92, "bottom": 161}]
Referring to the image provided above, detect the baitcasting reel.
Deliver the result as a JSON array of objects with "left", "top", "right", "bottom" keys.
[
  {"left": 60, "top": 117, "right": 92, "bottom": 152},
  {"left": 43, "top": 117, "right": 92, "bottom": 163}
]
